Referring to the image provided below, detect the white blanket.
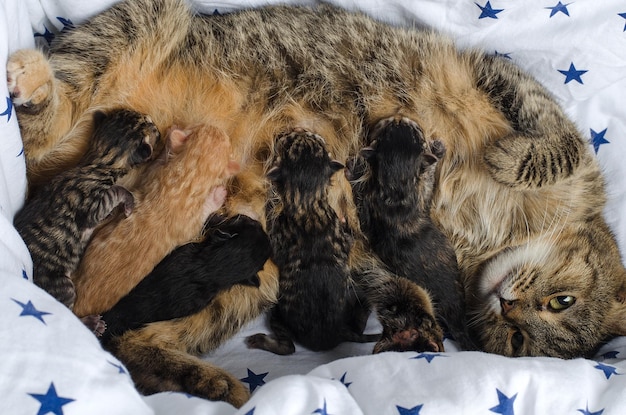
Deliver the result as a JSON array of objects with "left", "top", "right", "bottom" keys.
[{"left": 1, "top": 1, "right": 625, "bottom": 414}]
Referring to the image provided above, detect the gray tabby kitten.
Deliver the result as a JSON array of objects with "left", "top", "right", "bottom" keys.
[
  {"left": 14, "top": 109, "right": 159, "bottom": 311},
  {"left": 246, "top": 130, "right": 378, "bottom": 354}
]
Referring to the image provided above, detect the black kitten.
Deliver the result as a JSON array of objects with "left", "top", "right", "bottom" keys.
[
  {"left": 348, "top": 117, "right": 472, "bottom": 349},
  {"left": 14, "top": 109, "right": 158, "bottom": 314},
  {"left": 246, "top": 130, "right": 378, "bottom": 355},
  {"left": 98, "top": 214, "right": 270, "bottom": 345}
]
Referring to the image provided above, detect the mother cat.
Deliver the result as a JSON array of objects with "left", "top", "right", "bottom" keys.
[{"left": 8, "top": 0, "right": 626, "bottom": 407}]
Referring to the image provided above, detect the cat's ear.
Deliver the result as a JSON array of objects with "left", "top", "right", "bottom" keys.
[
  {"left": 429, "top": 139, "right": 446, "bottom": 159},
  {"left": 330, "top": 160, "right": 345, "bottom": 173},
  {"left": 606, "top": 282, "right": 626, "bottom": 336},
  {"left": 92, "top": 110, "right": 107, "bottom": 127},
  {"left": 167, "top": 128, "right": 190, "bottom": 154},
  {"left": 266, "top": 165, "right": 282, "bottom": 182},
  {"left": 360, "top": 146, "right": 376, "bottom": 160}
]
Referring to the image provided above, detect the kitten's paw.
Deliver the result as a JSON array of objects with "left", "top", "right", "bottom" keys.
[
  {"left": 202, "top": 186, "right": 228, "bottom": 218},
  {"left": 373, "top": 313, "right": 444, "bottom": 354},
  {"left": 7, "top": 49, "right": 54, "bottom": 111},
  {"left": 80, "top": 315, "right": 107, "bottom": 337},
  {"left": 245, "top": 333, "right": 296, "bottom": 355}
]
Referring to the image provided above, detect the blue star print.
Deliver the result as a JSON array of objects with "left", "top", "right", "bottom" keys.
[
  {"left": 240, "top": 369, "right": 268, "bottom": 393},
  {"left": 558, "top": 63, "right": 587, "bottom": 84},
  {"left": 489, "top": 389, "right": 517, "bottom": 415},
  {"left": 411, "top": 353, "right": 445, "bottom": 363},
  {"left": 313, "top": 399, "right": 332, "bottom": 415},
  {"left": 494, "top": 51, "right": 512, "bottom": 59},
  {"left": 577, "top": 404, "right": 604, "bottom": 415},
  {"left": 107, "top": 360, "right": 127, "bottom": 374},
  {"left": 476, "top": 2, "right": 504, "bottom": 19},
  {"left": 590, "top": 129, "right": 610, "bottom": 154},
  {"left": 337, "top": 372, "right": 352, "bottom": 388},
  {"left": 57, "top": 17, "right": 75, "bottom": 32},
  {"left": 397, "top": 404, "right": 423, "bottom": 415},
  {"left": 1, "top": 96, "right": 13, "bottom": 122},
  {"left": 28, "top": 383, "right": 75, "bottom": 415},
  {"left": 244, "top": 408, "right": 255, "bottom": 415},
  {"left": 594, "top": 362, "right": 620, "bottom": 379},
  {"left": 546, "top": 2, "right": 572, "bottom": 18},
  {"left": 34, "top": 26, "right": 55, "bottom": 44},
  {"left": 12, "top": 299, "right": 52, "bottom": 324},
  {"left": 601, "top": 351, "right": 620, "bottom": 360},
  {"left": 619, "top": 13, "right": 626, "bottom": 31},
  {"left": 22, "top": 269, "right": 29, "bottom": 280}
]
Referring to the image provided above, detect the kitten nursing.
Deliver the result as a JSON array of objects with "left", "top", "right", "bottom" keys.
[
  {"left": 14, "top": 108, "right": 158, "bottom": 312},
  {"left": 8, "top": 0, "right": 626, "bottom": 406},
  {"left": 246, "top": 131, "right": 378, "bottom": 354}
]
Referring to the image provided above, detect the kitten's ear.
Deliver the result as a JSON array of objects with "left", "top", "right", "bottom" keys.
[
  {"left": 606, "top": 282, "right": 626, "bottom": 336},
  {"left": 330, "top": 160, "right": 345, "bottom": 173},
  {"left": 360, "top": 146, "right": 376, "bottom": 160},
  {"left": 167, "top": 128, "right": 190, "bottom": 154},
  {"left": 422, "top": 154, "right": 439, "bottom": 167},
  {"left": 429, "top": 139, "right": 446, "bottom": 159},
  {"left": 92, "top": 110, "right": 107, "bottom": 127},
  {"left": 266, "top": 165, "right": 282, "bottom": 182}
]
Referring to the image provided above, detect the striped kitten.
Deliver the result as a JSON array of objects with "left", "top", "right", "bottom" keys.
[
  {"left": 246, "top": 130, "right": 378, "bottom": 354},
  {"left": 14, "top": 108, "right": 159, "bottom": 310}
]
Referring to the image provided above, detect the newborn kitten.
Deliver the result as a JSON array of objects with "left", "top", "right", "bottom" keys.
[
  {"left": 14, "top": 108, "right": 159, "bottom": 313},
  {"left": 99, "top": 214, "right": 270, "bottom": 345},
  {"left": 246, "top": 130, "right": 378, "bottom": 355},
  {"left": 348, "top": 117, "right": 471, "bottom": 348}
]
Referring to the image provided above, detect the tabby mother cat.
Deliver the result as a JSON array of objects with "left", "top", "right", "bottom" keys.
[{"left": 8, "top": 0, "right": 626, "bottom": 407}]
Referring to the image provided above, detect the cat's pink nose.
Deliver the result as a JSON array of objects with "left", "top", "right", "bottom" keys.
[{"left": 500, "top": 298, "right": 518, "bottom": 315}]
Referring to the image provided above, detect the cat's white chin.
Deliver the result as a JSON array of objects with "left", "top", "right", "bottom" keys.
[{"left": 479, "top": 240, "right": 556, "bottom": 298}]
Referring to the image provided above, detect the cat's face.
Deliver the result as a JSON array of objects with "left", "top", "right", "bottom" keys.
[{"left": 469, "top": 224, "right": 626, "bottom": 358}]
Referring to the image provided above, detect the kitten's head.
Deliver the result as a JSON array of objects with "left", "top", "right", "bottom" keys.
[
  {"left": 86, "top": 109, "right": 160, "bottom": 168},
  {"left": 469, "top": 218, "right": 626, "bottom": 358},
  {"left": 357, "top": 118, "right": 443, "bottom": 210},
  {"left": 267, "top": 130, "right": 343, "bottom": 198}
]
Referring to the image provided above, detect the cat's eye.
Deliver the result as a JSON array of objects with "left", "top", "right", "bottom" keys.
[{"left": 548, "top": 295, "right": 576, "bottom": 311}]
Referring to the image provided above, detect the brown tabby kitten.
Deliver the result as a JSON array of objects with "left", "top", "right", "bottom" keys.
[
  {"left": 8, "top": 0, "right": 626, "bottom": 405},
  {"left": 13, "top": 108, "right": 158, "bottom": 310},
  {"left": 348, "top": 116, "right": 471, "bottom": 348},
  {"left": 246, "top": 130, "right": 377, "bottom": 354}
]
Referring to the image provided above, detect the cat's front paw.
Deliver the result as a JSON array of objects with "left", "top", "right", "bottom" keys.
[
  {"left": 373, "top": 312, "right": 444, "bottom": 354},
  {"left": 7, "top": 49, "right": 54, "bottom": 112}
]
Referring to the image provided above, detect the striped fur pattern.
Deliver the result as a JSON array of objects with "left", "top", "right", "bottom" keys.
[
  {"left": 7, "top": 0, "right": 626, "bottom": 405},
  {"left": 13, "top": 108, "right": 159, "bottom": 308}
]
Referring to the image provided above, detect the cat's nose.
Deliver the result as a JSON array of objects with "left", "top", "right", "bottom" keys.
[{"left": 499, "top": 298, "right": 518, "bottom": 315}]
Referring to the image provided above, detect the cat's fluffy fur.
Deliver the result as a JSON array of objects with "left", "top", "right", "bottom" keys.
[{"left": 8, "top": 0, "right": 626, "bottom": 406}]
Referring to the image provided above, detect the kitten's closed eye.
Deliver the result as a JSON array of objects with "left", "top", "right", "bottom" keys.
[{"left": 132, "top": 143, "right": 153, "bottom": 165}]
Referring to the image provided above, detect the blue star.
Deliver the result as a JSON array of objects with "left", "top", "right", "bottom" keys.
[
  {"left": 22, "top": 269, "right": 29, "bottom": 280},
  {"left": 545, "top": 2, "right": 572, "bottom": 18},
  {"left": 56, "top": 17, "right": 75, "bottom": 32},
  {"left": 34, "top": 26, "right": 55, "bottom": 44},
  {"left": 213, "top": 9, "right": 221, "bottom": 16},
  {"left": 240, "top": 369, "right": 268, "bottom": 393},
  {"left": 476, "top": 1, "right": 504, "bottom": 19},
  {"left": 489, "top": 389, "right": 517, "bottom": 415},
  {"left": 107, "top": 360, "right": 127, "bottom": 374},
  {"left": 12, "top": 299, "right": 52, "bottom": 324},
  {"left": 411, "top": 353, "right": 446, "bottom": 363},
  {"left": 618, "top": 13, "right": 626, "bottom": 31},
  {"left": 28, "top": 383, "right": 75, "bottom": 415},
  {"left": 1, "top": 96, "right": 13, "bottom": 122},
  {"left": 590, "top": 128, "right": 610, "bottom": 154},
  {"left": 313, "top": 399, "right": 332, "bottom": 415},
  {"left": 558, "top": 62, "right": 588, "bottom": 84},
  {"left": 494, "top": 51, "right": 512, "bottom": 60},
  {"left": 337, "top": 372, "right": 352, "bottom": 388},
  {"left": 601, "top": 350, "right": 620, "bottom": 360},
  {"left": 577, "top": 403, "right": 604, "bottom": 415},
  {"left": 594, "top": 362, "right": 620, "bottom": 379},
  {"left": 397, "top": 404, "right": 423, "bottom": 415},
  {"left": 244, "top": 408, "right": 255, "bottom": 415}
]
